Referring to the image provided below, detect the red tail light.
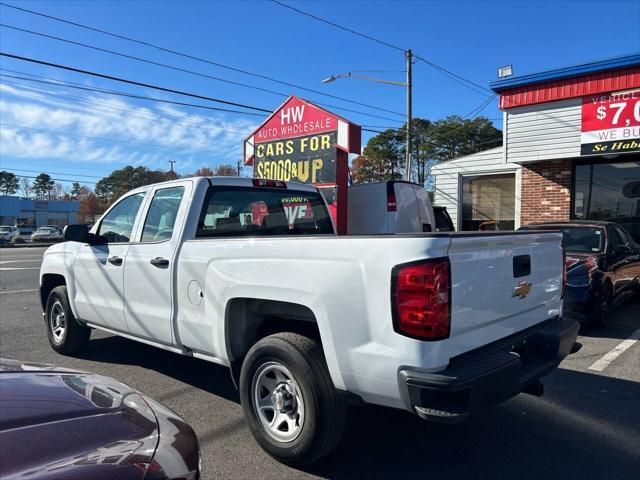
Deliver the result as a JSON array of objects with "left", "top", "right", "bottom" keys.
[
  {"left": 387, "top": 194, "right": 397, "bottom": 212},
  {"left": 392, "top": 258, "right": 450, "bottom": 340}
]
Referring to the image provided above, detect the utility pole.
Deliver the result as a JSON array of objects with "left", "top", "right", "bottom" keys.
[
  {"left": 321, "top": 58, "right": 413, "bottom": 180},
  {"left": 169, "top": 160, "right": 176, "bottom": 180},
  {"left": 405, "top": 49, "right": 413, "bottom": 181},
  {"left": 237, "top": 159, "right": 241, "bottom": 177}
]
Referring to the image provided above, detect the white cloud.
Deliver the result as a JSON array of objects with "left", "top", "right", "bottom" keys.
[{"left": 0, "top": 82, "right": 259, "bottom": 171}]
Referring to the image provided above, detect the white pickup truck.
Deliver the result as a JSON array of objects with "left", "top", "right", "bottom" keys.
[{"left": 40, "top": 176, "right": 579, "bottom": 465}]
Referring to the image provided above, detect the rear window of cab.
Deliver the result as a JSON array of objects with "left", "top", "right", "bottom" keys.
[{"left": 196, "top": 186, "right": 334, "bottom": 237}]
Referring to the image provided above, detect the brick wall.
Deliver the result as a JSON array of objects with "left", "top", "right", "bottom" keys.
[{"left": 520, "top": 160, "right": 572, "bottom": 224}]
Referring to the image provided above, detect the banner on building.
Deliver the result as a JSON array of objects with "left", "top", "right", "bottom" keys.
[{"left": 581, "top": 89, "right": 640, "bottom": 155}]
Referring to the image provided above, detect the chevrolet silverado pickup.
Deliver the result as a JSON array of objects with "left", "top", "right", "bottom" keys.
[{"left": 39, "top": 176, "right": 579, "bottom": 465}]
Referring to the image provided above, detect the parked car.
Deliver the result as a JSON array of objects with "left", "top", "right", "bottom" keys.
[
  {"left": 0, "top": 358, "right": 200, "bottom": 479},
  {"left": 608, "top": 215, "right": 640, "bottom": 244},
  {"left": 41, "top": 176, "right": 578, "bottom": 465},
  {"left": 348, "top": 180, "right": 436, "bottom": 234},
  {"left": 31, "top": 225, "right": 64, "bottom": 242},
  {"left": 520, "top": 221, "right": 640, "bottom": 326},
  {"left": 0, "top": 225, "right": 20, "bottom": 244}
]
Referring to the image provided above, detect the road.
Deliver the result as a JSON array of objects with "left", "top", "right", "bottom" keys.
[{"left": 1, "top": 246, "right": 639, "bottom": 479}]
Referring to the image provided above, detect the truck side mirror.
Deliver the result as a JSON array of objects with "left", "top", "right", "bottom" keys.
[{"left": 63, "top": 224, "right": 90, "bottom": 243}]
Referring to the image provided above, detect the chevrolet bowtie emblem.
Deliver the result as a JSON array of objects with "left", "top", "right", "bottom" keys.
[{"left": 512, "top": 281, "right": 532, "bottom": 299}]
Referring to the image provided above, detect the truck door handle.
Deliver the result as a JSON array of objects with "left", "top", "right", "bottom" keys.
[
  {"left": 107, "top": 256, "right": 123, "bottom": 266},
  {"left": 150, "top": 257, "right": 169, "bottom": 268}
]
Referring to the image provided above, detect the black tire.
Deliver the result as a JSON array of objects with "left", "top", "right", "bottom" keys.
[
  {"left": 239, "top": 332, "right": 346, "bottom": 466},
  {"left": 45, "top": 285, "right": 90, "bottom": 355},
  {"left": 590, "top": 283, "right": 612, "bottom": 328}
]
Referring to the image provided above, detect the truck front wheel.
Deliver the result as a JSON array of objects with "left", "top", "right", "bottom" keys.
[
  {"left": 46, "top": 285, "right": 90, "bottom": 355},
  {"left": 239, "top": 332, "right": 346, "bottom": 466}
]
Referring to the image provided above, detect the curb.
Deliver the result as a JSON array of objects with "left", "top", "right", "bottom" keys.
[{"left": 0, "top": 242, "right": 59, "bottom": 249}]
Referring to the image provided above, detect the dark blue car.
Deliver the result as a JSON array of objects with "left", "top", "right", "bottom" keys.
[{"left": 520, "top": 221, "right": 640, "bottom": 326}]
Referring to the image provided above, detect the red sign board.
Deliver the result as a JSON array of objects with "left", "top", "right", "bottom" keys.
[
  {"left": 244, "top": 96, "right": 360, "bottom": 168},
  {"left": 253, "top": 97, "right": 337, "bottom": 143},
  {"left": 244, "top": 96, "right": 361, "bottom": 235},
  {"left": 581, "top": 89, "right": 640, "bottom": 155}
]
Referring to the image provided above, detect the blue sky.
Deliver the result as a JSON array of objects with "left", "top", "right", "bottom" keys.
[{"left": 1, "top": 0, "right": 639, "bottom": 190}]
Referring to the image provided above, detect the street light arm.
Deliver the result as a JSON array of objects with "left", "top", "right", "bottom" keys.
[{"left": 330, "top": 72, "right": 407, "bottom": 87}]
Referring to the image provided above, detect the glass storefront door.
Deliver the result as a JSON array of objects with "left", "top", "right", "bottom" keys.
[{"left": 573, "top": 157, "right": 640, "bottom": 242}]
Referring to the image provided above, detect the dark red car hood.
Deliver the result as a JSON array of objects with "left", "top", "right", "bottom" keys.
[{"left": 0, "top": 359, "right": 158, "bottom": 479}]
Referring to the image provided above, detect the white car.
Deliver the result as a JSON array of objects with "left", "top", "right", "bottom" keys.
[
  {"left": 39, "top": 177, "right": 579, "bottom": 465},
  {"left": 0, "top": 225, "right": 20, "bottom": 243},
  {"left": 31, "top": 226, "right": 63, "bottom": 243}
]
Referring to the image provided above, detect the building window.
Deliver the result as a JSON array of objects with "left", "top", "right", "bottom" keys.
[
  {"left": 461, "top": 173, "right": 516, "bottom": 231},
  {"left": 46, "top": 212, "right": 70, "bottom": 227},
  {"left": 17, "top": 212, "right": 35, "bottom": 228},
  {"left": 573, "top": 158, "right": 640, "bottom": 242}
]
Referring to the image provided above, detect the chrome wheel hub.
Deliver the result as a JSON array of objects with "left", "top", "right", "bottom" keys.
[
  {"left": 49, "top": 301, "right": 66, "bottom": 344},
  {"left": 252, "top": 362, "right": 305, "bottom": 443}
]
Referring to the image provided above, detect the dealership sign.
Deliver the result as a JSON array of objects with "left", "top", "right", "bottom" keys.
[
  {"left": 253, "top": 131, "right": 338, "bottom": 184},
  {"left": 581, "top": 89, "right": 640, "bottom": 155},
  {"left": 244, "top": 96, "right": 361, "bottom": 234},
  {"left": 244, "top": 96, "right": 360, "bottom": 185}
]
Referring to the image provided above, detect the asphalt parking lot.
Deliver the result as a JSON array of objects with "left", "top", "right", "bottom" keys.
[{"left": 1, "top": 246, "right": 639, "bottom": 479}]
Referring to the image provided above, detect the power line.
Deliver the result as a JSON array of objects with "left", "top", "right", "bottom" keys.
[
  {"left": 270, "top": 0, "right": 405, "bottom": 52},
  {"left": 269, "top": 0, "right": 494, "bottom": 97},
  {"left": 0, "top": 71, "right": 267, "bottom": 116},
  {"left": 0, "top": 1, "right": 404, "bottom": 117},
  {"left": 463, "top": 94, "right": 497, "bottom": 118},
  {"left": 2, "top": 167, "right": 103, "bottom": 179},
  {"left": 1, "top": 122, "right": 232, "bottom": 154},
  {"left": 3, "top": 71, "right": 497, "bottom": 141},
  {"left": 2, "top": 78, "right": 253, "bottom": 133},
  {"left": 0, "top": 51, "right": 273, "bottom": 113},
  {"left": 0, "top": 65, "right": 402, "bottom": 124},
  {"left": 360, "top": 126, "right": 502, "bottom": 151},
  {"left": 0, "top": 23, "right": 404, "bottom": 122},
  {"left": 10, "top": 172, "right": 99, "bottom": 185},
  {"left": 0, "top": 23, "right": 289, "bottom": 98},
  {"left": 413, "top": 55, "right": 495, "bottom": 96},
  {"left": 4, "top": 170, "right": 166, "bottom": 191},
  {"left": 1, "top": 73, "right": 258, "bottom": 134}
]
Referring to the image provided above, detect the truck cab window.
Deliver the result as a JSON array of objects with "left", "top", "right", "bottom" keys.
[
  {"left": 97, "top": 192, "right": 145, "bottom": 243},
  {"left": 141, "top": 187, "right": 185, "bottom": 242},
  {"left": 196, "top": 186, "right": 333, "bottom": 237}
]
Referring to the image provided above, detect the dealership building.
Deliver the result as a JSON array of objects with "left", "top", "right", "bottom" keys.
[
  {"left": 432, "top": 53, "right": 640, "bottom": 241},
  {"left": 0, "top": 196, "right": 79, "bottom": 231}
]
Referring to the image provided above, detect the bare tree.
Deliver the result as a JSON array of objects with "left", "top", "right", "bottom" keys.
[{"left": 19, "top": 177, "right": 32, "bottom": 198}]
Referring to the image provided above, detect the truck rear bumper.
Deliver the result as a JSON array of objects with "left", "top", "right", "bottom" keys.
[{"left": 397, "top": 316, "right": 579, "bottom": 423}]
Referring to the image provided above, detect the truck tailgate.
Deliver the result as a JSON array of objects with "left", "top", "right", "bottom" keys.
[{"left": 446, "top": 231, "right": 563, "bottom": 351}]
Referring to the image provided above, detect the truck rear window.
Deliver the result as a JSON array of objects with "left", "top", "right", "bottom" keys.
[{"left": 196, "top": 186, "right": 334, "bottom": 237}]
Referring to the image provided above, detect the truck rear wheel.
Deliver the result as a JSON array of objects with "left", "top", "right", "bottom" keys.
[
  {"left": 239, "top": 332, "right": 346, "bottom": 466},
  {"left": 46, "top": 285, "right": 90, "bottom": 355}
]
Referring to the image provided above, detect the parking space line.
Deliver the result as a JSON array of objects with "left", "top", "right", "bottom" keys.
[
  {"left": 0, "top": 289, "right": 38, "bottom": 295},
  {"left": 588, "top": 329, "right": 640, "bottom": 372}
]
